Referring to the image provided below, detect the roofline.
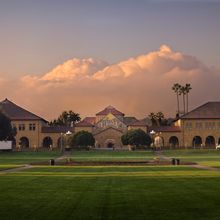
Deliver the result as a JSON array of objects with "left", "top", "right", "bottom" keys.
[
  {"left": 0, "top": 98, "right": 48, "bottom": 122},
  {"left": 93, "top": 126, "right": 124, "bottom": 135},
  {"left": 179, "top": 101, "right": 219, "bottom": 119}
]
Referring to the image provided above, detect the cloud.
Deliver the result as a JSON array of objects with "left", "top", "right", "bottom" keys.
[{"left": 1, "top": 45, "right": 219, "bottom": 120}]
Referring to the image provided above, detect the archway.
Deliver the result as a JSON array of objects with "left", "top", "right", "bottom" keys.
[
  {"left": 107, "top": 142, "right": 114, "bottom": 148},
  {"left": 205, "top": 136, "right": 215, "bottom": 148},
  {"left": 57, "top": 137, "right": 62, "bottom": 148},
  {"left": 192, "top": 136, "right": 202, "bottom": 148},
  {"left": 11, "top": 137, "right": 16, "bottom": 149},
  {"left": 169, "top": 136, "right": 179, "bottom": 148},
  {"left": 20, "top": 137, "right": 29, "bottom": 148},
  {"left": 43, "top": 137, "right": 53, "bottom": 148}
]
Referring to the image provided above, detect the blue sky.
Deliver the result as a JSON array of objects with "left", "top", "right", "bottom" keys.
[{"left": 0, "top": 0, "right": 220, "bottom": 76}]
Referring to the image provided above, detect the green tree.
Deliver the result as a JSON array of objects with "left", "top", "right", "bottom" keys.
[
  {"left": 148, "top": 112, "right": 158, "bottom": 126},
  {"left": 50, "top": 110, "right": 81, "bottom": 126},
  {"left": 0, "top": 111, "right": 16, "bottom": 141},
  {"left": 121, "top": 129, "right": 152, "bottom": 148},
  {"left": 156, "top": 112, "right": 164, "bottom": 126},
  {"left": 69, "top": 130, "right": 95, "bottom": 148}
]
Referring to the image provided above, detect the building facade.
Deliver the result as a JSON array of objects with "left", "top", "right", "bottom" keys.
[{"left": 1, "top": 99, "right": 220, "bottom": 149}]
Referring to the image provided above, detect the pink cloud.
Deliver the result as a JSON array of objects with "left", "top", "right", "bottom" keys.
[{"left": 1, "top": 45, "right": 219, "bottom": 120}]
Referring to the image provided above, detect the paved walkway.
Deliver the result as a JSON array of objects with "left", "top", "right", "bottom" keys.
[
  {"left": 0, "top": 164, "right": 33, "bottom": 174},
  {"left": 154, "top": 150, "right": 220, "bottom": 172}
]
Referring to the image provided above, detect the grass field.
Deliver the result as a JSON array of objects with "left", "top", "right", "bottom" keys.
[
  {"left": 163, "top": 149, "right": 220, "bottom": 167},
  {"left": 1, "top": 150, "right": 220, "bottom": 219}
]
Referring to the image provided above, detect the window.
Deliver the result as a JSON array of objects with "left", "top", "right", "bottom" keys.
[
  {"left": 185, "top": 122, "right": 192, "bottom": 130},
  {"left": 29, "top": 123, "right": 36, "bottom": 131},
  {"left": 18, "top": 124, "right": 25, "bottom": 131},
  {"left": 195, "top": 122, "right": 203, "bottom": 129}
]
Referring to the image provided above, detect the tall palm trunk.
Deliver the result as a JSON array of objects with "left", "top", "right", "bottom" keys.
[
  {"left": 176, "top": 93, "right": 180, "bottom": 115},
  {"left": 186, "top": 93, "right": 189, "bottom": 113},
  {"left": 183, "top": 93, "right": 186, "bottom": 114}
]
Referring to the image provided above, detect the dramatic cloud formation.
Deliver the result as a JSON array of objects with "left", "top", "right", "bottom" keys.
[{"left": 1, "top": 45, "right": 219, "bottom": 120}]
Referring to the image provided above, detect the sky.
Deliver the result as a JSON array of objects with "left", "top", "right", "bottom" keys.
[{"left": 0, "top": 0, "right": 220, "bottom": 120}]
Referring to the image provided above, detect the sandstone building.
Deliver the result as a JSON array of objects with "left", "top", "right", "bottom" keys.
[{"left": 0, "top": 98, "right": 219, "bottom": 149}]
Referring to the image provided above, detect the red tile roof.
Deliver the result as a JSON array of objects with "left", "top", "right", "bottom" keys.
[
  {"left": 150, "top": 126, "right": 181, "bottom": 132},
  {"left": 96, "top": 105, "right": 124, "bottom": 116},
  {"left": 0, "top": 98, "right": 47, "bottom": 122},
  {"left": 181, "top": 102, "right": 220, "bottom": 119},
  {"left": 75, "top": 120, "right": 94, "bottom": 127},
  {"left": 129, "top": 119, "right": 148, "bottom": 126},
  {"left": 42, "top": 126, "right": 74, "bottom": 133},
  {"left": 83, "top": 117, "right": 96, "bottom": 125}
]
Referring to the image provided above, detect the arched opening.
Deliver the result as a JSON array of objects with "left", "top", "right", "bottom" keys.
[
  {"left": 205, "top": 136, "right": 215, "bottom": 148},
  {"left": 169, "top": 136, "right": 179, "bottom": 148},
  {"left": 192, "top": 136, "right": 202, "bottom": 148},
  {"left": 107, "top": 142, "right": 114, "bottom": 148},
  {"left": 19, "top": 137, "right": 29, "bottom": 148},
  {"left": 43, "top": 137, "right": 53, "bottom": 148},
  {"left": 11, "top": 137, "right": 16, "bottom": 149},
  {"left": 218, "top": 137, "right": 220, "bottom": 145},
  {"left": 57, "top": 137, "right": 62, "bottom": 148}
]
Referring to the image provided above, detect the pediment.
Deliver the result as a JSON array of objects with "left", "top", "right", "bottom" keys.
[{"left": 95, "top": 113, "right": 126, "bottom": 130}]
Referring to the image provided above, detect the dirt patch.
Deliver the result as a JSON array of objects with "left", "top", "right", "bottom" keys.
[{"left": 31, "top": 160, "right": 197, "bottom": 166}]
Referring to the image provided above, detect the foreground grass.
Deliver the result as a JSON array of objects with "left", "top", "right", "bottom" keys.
[{"left": 1, "top": 166, "right": 220, "bottom": 220}]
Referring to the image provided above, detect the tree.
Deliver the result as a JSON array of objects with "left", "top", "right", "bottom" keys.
[
  {"left": 172, "top": 83, "right": 181, "bottom": 116},
  {"left": 148, "top": 112, "right": 158, "bottom": 126},
  {"left": 148, "top": 112, "right": 165, "bottom": 126},
  {"left": 50, "top": 110, "right": 81, "bottom": 126},
  {"left": 121, "top": 129, "right": 152, "bottom": 148},
  {"left": 185, "top": 83, "right": 192, "bottom": 113},
  {"left": 0, "top": 111, "right": 16, "bottom": 141},
  {"left": 156, "top": 112, "right": 164, "bottom": 126},
  {"left": 180, "top": 86, "right": 186, "bottom": 114},
  {"left": 69, "top": 130, "right": 95, "bottom": 148}
]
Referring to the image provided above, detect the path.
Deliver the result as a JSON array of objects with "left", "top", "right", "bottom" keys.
[
  {"left": 0, "top": 151, "right": 69, "bottom": 174},
  {"left": 0, "top": 164, "right": 33, "bottom": 174},
  {"left": 154, "top": 150, "right": 220, "bottom": 172}
]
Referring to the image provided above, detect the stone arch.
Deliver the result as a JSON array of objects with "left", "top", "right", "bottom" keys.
[
  {"left": 43, "top": 136, "right": 53, "bottom": 148},
  {"left": 57, "top": 137, "right": 62, "bottom": 148},
  {"left": 169, "top": 136, "right": 179, "bottom": 148},
  {"left": 105, "top": 139, "right": 116, "bottom": 148},
  {"left": 11, "top": 137, "right": 16, "bottom": 148},
  {"left": 205, "top": 136, "right": 215, "bottom": 148},
  {"left": 19, "top": 137, "right": 29, "bottom": 148},
  {"left": 192, "top": 136, "right": 202, "bottom": 148}
]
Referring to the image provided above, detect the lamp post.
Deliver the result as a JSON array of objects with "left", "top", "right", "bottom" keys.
[
  {"left": 150, "top": 130, "right": 156, "bottom": 150},
  {"left": 65, "top": 130, "right": 72, "bottom": 151}
]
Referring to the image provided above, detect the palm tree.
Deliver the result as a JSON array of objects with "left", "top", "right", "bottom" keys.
[
  {"left": 148, "top": 112, "right": 158, "bottom": 126},
  {"left": 156, "top": 112, "right": 164, "bottom": 126},
  {"left": 172, "top": 83, "right": 181, "bottom": 116},
  {"left": 185, "top": 83, "right": 192, "bottom": 113},
  {"left": 180, "top": 86, "right": 186, "bottom": 114}
]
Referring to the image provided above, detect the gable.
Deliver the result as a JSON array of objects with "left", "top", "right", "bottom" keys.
[
  {"left": 181, "top": 102, "right": 220, "bottom": 119},
  {"left": 95, "top": 113, "right": 126, "bottom": 130}
]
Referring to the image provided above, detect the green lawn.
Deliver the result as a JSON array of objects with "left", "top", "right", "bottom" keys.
[
  {"left": 1, "top": 150, "right": 220, "bottom": 219},
  {"left": 1, "top": 166, "right": 220, "bottom": 220},
  {"left": 0, "top": 151, "right": 61, "bottom": 165},
  {"left": 68, "top": 150, "right": 154, "bottom": 162},
  {"left": 163, "top": 149, "right": 220, "bottom": 167}
]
